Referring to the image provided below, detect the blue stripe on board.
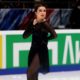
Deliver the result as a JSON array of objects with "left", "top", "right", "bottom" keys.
[{"left": 0, "top": 64, "right": 80, "bottom": 75}]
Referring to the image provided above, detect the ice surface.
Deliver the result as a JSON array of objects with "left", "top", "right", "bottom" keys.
[{"left": 0, "top": 71, "right": 80, "bottom": 80}]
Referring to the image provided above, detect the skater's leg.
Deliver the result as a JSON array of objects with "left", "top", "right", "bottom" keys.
[{"left": 27, "top": 54, "right": 40, "bottom": 80}]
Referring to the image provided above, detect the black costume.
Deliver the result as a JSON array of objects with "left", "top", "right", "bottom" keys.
[{"left": 23, "top": 20, "right": 57, "bottom": 80}]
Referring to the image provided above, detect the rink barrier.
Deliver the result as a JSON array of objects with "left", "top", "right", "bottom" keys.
[{"left": 0, "top": 30, "right": 80, "bottom": 75}]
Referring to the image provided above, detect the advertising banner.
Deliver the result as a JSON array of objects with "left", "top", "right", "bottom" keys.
[{"left": 0, "top": 30, "right": 80, "bottom": 75}]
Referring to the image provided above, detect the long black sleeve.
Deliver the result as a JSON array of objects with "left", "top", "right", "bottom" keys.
[
  {"left": 44, "top": 21, "right": 57, "bottom": 40},
  {"left": 23, "top": 21, "right": 32, "bottom": 39}
]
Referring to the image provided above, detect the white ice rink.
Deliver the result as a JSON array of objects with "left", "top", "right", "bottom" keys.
[{"left": 0, "top": 71, "right": 80, "bottom": 80}]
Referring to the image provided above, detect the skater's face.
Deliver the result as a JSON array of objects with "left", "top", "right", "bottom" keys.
[{"left": 35, "top": 6, "right": 47, "bottom": 21}]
